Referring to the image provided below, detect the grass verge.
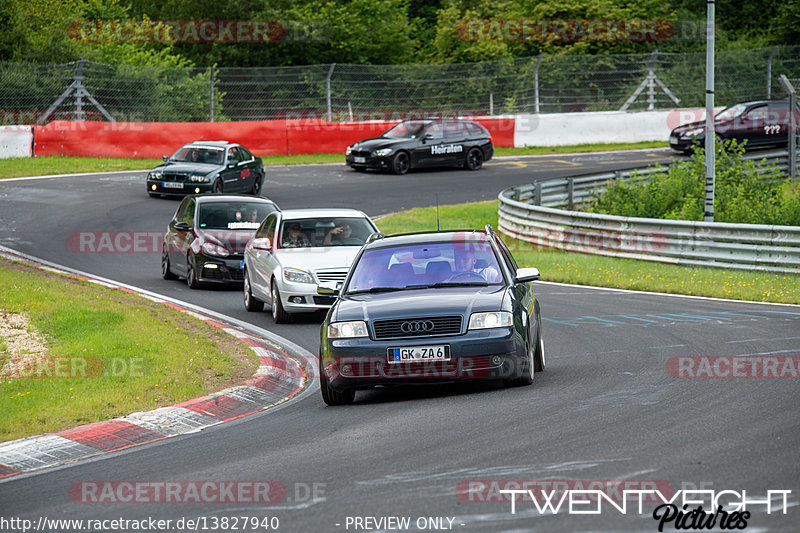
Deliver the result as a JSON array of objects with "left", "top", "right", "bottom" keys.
[
  {"left": 376, "top": 201, "right": 800, "bottom": 305},
  {"left": 0, "top": 258, "right": 257, "bottom": 442},
  {"left": 0, "top": 142, "right": 668, "bottom": 179}
]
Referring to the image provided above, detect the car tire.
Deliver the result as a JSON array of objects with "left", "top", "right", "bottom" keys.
[
  {"left": 465, "top": 148, "right": 484, "bottom": 170},
  {"left": 505, "top": 321, "right": 534, "bottom": 387},
  {"left": 243, "top": 271, "right": 264, "bottom": 312},
  {"left": 270, "top": 279, "right": 291, "bottom": 323},
  {"left": 161, "top": 248, "right": 177, "bottom": 280},
  {"left": 391, "top": 151, "right": 410, "bottom": 175},
  {"left": 250, "top": 171, "right": 263, "bottom": 196},
  {"left": 212, "top": 178, "right": 223, "bottom": 194},
  {"left": 320, "top": 372, "right": 355, "bottom": 406},
  {"left": 186, "top": 255, "right": 200, "bottom": 289},
  {"left": 533, "top": 318, "right": 545, "bottom": 372}
]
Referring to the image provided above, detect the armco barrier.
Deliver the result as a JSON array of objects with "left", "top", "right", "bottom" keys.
[
  {"left": 498, "top": 150, "right": 800, "bottom": 274},
  {"left": 0, "top": 125, "right": 33, "bottom": 158},
  {"left": 31, "top": 117, "right": 516, "bottom": 159}
]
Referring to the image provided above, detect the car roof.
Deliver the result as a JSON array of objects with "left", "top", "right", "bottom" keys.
[
  {"left": 186, "top": 141, "right": 235, "bottom": 148},
  {"left": 365, "top": 229, "right": 492, "bottom": 249},
  {"left": 277, "top": 208, "right": 370, "bottom": 220},
  {"left": 192, "top": 194, "right": 277, "bottom": 204}
]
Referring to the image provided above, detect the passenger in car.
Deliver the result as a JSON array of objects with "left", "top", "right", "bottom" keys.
[{"left": 283, "top": 222, "right": 311, "bottom": 248}]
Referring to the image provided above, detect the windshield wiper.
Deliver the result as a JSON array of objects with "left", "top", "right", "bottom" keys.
[{"left": 347, "top": 286, "right": 405, "bottom": 295}]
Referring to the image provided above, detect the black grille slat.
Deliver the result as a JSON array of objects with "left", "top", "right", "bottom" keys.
[
  {"left": 373, "top": 316, "right": 462, "bottom": 339},
  {"left": 163, "top": 173, "right": 186, "bottom": 182}
]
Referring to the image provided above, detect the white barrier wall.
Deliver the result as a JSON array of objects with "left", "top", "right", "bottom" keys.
[
  {"left": 513, "top": 108, "right": 722, "bottom": 147},
  {"left": 0, "top": 126, "right": 33, "bottom": 158}
]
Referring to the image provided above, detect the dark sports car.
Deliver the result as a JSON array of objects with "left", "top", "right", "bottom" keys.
[
  {"left": 147, "top": 141, "right": 265, "bottom": 198},
  {"left": 345, "top": 119, "right": 494, "bottom": 174},
  {"left": 669, "top": 99, "right": 799, "bottom": 154},
  {"left": 161, "top": 194, "right": 279, "bottom": 288},
  {"left": 317, "top": 226, "right": 544, "bottom": 405}
]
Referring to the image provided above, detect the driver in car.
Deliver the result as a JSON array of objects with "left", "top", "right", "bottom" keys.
[{"left": 454, "top": 250, "right": 501, "bottom": 282}]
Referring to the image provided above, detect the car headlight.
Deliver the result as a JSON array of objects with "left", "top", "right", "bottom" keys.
[
  {"left": 468, "top": 311, "right": 513, "bottom": 330},
  {"left": 201, "top": 242, "right": 230, "bottom": 257},
  {"left": 149, "top": 171, "right": 162, "bottom": 180},
  {"left": 345, "top": 146, "right": 352, "bottom": 156},
  {"left": 328, "top": 321, "right": 369, "bottom": 339},
  {"left": 372, "top": 148, "right": 392, "bottom": 157},
  {"left": 283, "top": 267, "right": 314, "bottom": 284},
  {"left": 682, "top": 127, "right": 705, "bottom": 137},
  {"left": 189, "top": 175, "right": 210, "bottom": 183}
]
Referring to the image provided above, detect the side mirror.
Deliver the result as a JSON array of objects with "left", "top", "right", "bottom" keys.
[
  {"left": 227, "top": 161, "right": 236, "bottom": 168},
  {"left": 515, "top": 267, "right": 540, "bottom": 283},
  {"left": 251, "top": 237, "right": 271, "bottom": 251},
  {"left": 422, "top": 133, "right": 434, "bottom": 143},
  {"left": 162, "top": 155, "right": 168, "bottom": 162},
  {"left": 174, "top": 221, "right": 190, "bottom": 232},
  {"left": 317, "top": 280, "right": 340, "bottom": 296}
]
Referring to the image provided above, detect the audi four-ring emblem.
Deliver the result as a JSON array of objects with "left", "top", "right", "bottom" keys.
[{"left": 400, "top": 320, "right": 435, "bottom": 333}]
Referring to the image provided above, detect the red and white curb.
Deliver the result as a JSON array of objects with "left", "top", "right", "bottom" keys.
[{"left": 0, "top": 246, "right": 314, "bottom": 480}]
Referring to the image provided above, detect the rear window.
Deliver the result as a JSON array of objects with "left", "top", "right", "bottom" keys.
[{"left": 466, "top": 122, "right": 488, "bottom": 137}]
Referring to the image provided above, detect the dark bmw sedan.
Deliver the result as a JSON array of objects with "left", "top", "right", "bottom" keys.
[
  {"left": 345, "top": 119, "right": 494, "bottom": 174},
  {"left": 317, "top": 227, "right": 544, "bottom": 405},
  {"left": 162, "top": 194, "right": 279, "bottom": 288},
  {"left": 147, "top": 141, "right": 265, "bottom": 198},
  {"left": 669, "top": 99, "right": 799, "bottom": 154}
]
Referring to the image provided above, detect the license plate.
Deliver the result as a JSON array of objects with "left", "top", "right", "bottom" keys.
[
  {"left": 353, "top": 156, "right": 366, "bottom": 163},
  {"left": 388, "top": 345, "right": 450, "bottom": 364},
  {"left": 163, "top": 181, "right": 183, "bottom": 189},
  {"left": 240, "top": 260, "right": 244, "bottom": 269}
]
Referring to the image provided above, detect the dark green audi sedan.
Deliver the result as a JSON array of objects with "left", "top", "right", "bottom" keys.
[
  {"left": 317, "top": 226, "right": 545, "bottom": 405},
  {"left": 147, "top": 141, "right": 265, "bottom": 198}
]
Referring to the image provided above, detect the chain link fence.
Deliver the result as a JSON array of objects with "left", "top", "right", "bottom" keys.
[{"left": 1, "top": 46, "right": 799, "bottom": 124}]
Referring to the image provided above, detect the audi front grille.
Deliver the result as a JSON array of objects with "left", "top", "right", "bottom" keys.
[{"left": 372, "top": 316, "right": 463, "bottom": 339}]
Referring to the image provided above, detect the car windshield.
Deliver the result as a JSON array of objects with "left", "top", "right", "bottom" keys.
[
  {"left": 384, "top": 121, "right": 428, "bottom": 139},
  {"left": 715, "top": 103, "right": 749, "bottom": 122},
  {"left": 278, "top": 217, "right": 374, "bottom": 249},
  {"left": 197, "top": 202, "right": 276, "bottom": 230},
  {"left": 170, "top": 146, "right": 224, "bottom": 164},
  {"left": 345, "top": 240, "right": 503, "bottom": 294}
]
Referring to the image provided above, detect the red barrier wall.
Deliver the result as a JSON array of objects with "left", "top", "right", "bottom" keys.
[{"left": 33, "top": 117, "right": 515, "bottom": 159}]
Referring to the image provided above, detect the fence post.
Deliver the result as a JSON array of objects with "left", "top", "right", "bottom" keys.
[
  {"left": 209, "top": 66, "right": 215, "bottom": 122},
  {"left": 567, "top": 178, "right": 574, "bottom": 209},
  {"left": 766, "top": 46, "right": 778, "bottom": 98},
  {"left": 534, "top": 182, "right": 542, "bottom": 206},
  {"left": 779, "top": 75, "right": 797, "bottom": 180},
  {"left": 489, "top": 93, "right": 493, "bottom": 115},
  {"left": 326, "top": 63, "right": 336, "bottom": 122},
  {"left": 534, "top": 55, "right": 542, "bottom": 114}
]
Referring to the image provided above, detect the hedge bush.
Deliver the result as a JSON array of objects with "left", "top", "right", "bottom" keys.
[{"left": 585, "top": 140, "right": 800, "bottom": 225}]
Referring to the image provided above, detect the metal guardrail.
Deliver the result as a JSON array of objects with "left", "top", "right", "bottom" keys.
[{"left": 498, "top": 149, "right": 800, "bottom": 274}]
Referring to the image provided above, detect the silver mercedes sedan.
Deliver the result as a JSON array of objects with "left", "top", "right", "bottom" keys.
[{"left": 242, "top": 208, "right": 379, "bottom": 323}]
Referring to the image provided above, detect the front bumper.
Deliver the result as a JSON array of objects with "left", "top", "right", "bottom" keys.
[
  {"left": 320, "top": 326, "right": 526, "bottom": 391},
  {"left": 345, "top": 153, "right": 391, "bottom": 171},
  {"left": 669, "top": 133, "right": 703, "bottom": 153},
  {"left": 194, "top": 254, "right": 245, "bottom": 284},
  {"left": 277, "top": 278, "right": 338, "bottom": 313},
  {"left": 147, "top": 179, "right": 213, "bottom": 197}
]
